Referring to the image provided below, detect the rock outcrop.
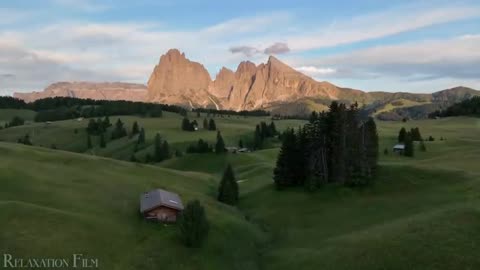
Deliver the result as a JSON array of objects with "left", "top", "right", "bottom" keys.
[
  {"left": 14, "top": 82, "right": 148, "bottom": 103},
  {"left": 147, "top": 49, "right": 216, "bottom": 108},
  {"left": 145, "top": 50, "right": 366, "bottom": 110}
]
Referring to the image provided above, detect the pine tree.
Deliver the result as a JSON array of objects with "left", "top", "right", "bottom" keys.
[
  {"left": 131, "top": 121, "right": 139, "bottom": 135},
  {"left": 328, "top": 102, "right": 347, "bottom": 184},
  {"left": 273, "top": 129, "right": 297, "bottom": 189},
  {"left": 217, "top": 164, "right": 239, "bottom": 205},
  {"left": 364, "top": 117, "right": 379, "bottom": 179},
  {"left": 269, "top": 121, "right": 277, "bottom": 136},
  {"left": 309, "top": 111, "right": 319, "bottom": 123},
  {"left": 178, "top": 200, "right": 210, "bottom": 248},
  {"left": 87, "top": 135, "right": 92, "bottom": 149},
  {"left": 112, "top": 118, "right": 127, "bottom": 139},
  {"left": 253, "top": 125, "right": 263, "bottom": 150},
  {"left": 404, "top": 132, "right": 414, "bottom": 157},
  {"left": 203, "top": 118, "right": 208, "bottom": 129},
  {"left": 238, "top": 139, "right": 244, "bottom": 148},
  {"left": 137, "top": 128, "right": 146, "bottom": 144},
  {"left": 162, "top": 141, "right": 171, "bottom": 159},
  {"left": 99, "top": 133, "right": 106, "bottom": 148},
  {"left": 398, "top": 127, "right": 407, "bottom": 143},
  {"left": 154, "top": 133, "right": 164, "bottom": 162},
  {"left": 182, "top": 118, "right": 191, "bottom": 131},
  {"left": 215, "top": 131, "right": 226, "bottom": 154},
  {"left": 208, "top": 119, "right": 217, "bottom": 131},
  {"left": 104, "top": 116, "right": 111, "bottom": 127}
]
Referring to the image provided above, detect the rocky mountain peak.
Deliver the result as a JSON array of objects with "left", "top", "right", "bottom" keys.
[{"left": 236, "top": 61, "right": 257, "bottom": 75}]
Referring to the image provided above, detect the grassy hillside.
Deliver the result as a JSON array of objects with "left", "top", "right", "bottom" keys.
[
  {"left": 1, "top": 114, "right": 480, "bottom": 269},
  {"left": 0, "top": 142, "right": 265, "bottom": 270},
  {"left": 163, "top": 117, "right": 480, "bottom": 270},
  {"left": 0, "top": 109, "right": 36, "bottom": 126},
  {"left": 0, "top": 110, "right": 304, "bottom": 160}
]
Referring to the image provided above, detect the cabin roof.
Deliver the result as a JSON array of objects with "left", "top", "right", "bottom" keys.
[
  {"left": 140, "top": 189, "right": 184, "bottom": 213},
  {"left": 393, "top": 144, "right": 405, "bottom": 150}
]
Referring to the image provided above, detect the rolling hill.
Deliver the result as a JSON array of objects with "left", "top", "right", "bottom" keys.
[{"left": 1, "top": 107, "right": 480, "bottom": 269}]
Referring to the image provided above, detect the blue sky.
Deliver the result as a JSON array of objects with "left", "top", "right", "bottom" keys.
[{"left": 1, "top": 0, "right": 479, "bottom": 94}]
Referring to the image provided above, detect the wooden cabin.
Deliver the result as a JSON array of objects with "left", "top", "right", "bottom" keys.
[
  {"left": 140, "top": 189, "right": 184, "bottom": 223},
  {"left": 393, "top": 144, "right": 405, "bottom": 154}
]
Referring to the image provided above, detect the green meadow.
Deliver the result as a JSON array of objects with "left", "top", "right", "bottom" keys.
[{"left": 1, "top": 109, "right": 480, "bottom": 270}]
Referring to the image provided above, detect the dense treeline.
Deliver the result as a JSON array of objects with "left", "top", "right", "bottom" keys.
[
  {"left": 0, "top": 96, "right": 27, "bottom": 109},
  {"left": 0, "top": 96, "right": 186, "bottom": 121},
  {"left": 273, "top": 102, "right": 379, "bottom": 190},
  {"left": 186, "top": 139, "right": 213, "bottom": 153},
  {"left": 4, "top": 116, "right": 25, "bottom": 128},
  {"left": 253, "top": 121, "right": 277, "bottom": 149},
  {"left": 429, "top": 96, "right": 480, "bottom": 118}
]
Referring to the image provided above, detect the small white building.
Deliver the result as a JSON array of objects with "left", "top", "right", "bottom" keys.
[{"left": 393, "top": 144, "right": 405, "bottom": 153}]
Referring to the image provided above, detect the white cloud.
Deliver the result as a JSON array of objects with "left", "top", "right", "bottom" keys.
[
  {"left": 295, "top": 66, "right": 337, "bottom": 76},
  {"left": 287, "top": 5, "right": 480, "bottom": 51},
  {"left": 300, "top": 34, "right": 480, "bottom": 80},
  {"left": 1, "top": 2, "right": 480, "bottom": 93}
]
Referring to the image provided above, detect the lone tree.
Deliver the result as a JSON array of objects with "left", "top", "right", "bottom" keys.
[
  {"left": 131, "top": 121, "right": 140, "bottom": 136},
  {"left": 398, "top": 127, "right": 407, "bottom": 143},
  {"left": 99, "top": 133, "right": 106, "bottom": 148},
  {"left": 137, "top": 128, "right": 146, "bottom": 144},
  {"left": 404, "top": 132, "right": 414, "bottom": 157},
  {"left": 215, "top": 131, "right": 226, "bottom": 154},
  {"left": 217, "top": 164, "right": 239, "bottom": 205},
  {"left": 87, "top": 135, "right": 92, "bottom": 149},
  {"left": 178, "top": 200, "right": 210, "bottom": 248},
  {"left": 203, "top": 118, "right": 208, "bottom": 129},
  {"left": 208, "top": 119, "right": 217, "bottom": 131}
]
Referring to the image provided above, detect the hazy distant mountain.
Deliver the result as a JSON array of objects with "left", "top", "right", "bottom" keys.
[
  {"left": 13, "top": 49, "right": 480, "bottom": 118},
  {"left": 14, "top": 82, "right": 147, "bottom": 103}
]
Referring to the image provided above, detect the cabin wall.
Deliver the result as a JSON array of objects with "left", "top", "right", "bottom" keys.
[{"left": 145, "top": 206, "right": 179, "bottom": 222}]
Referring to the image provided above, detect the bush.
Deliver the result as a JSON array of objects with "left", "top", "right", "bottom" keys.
[{"left": 178, "top": 200, "right": 209, "bottom": 248}]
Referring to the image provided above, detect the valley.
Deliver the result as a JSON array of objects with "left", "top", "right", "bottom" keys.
[{"left": 1, "top": 108, "right": 479, "bottom": 270}]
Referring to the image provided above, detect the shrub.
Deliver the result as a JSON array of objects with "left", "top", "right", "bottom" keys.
[{"left": 178, "top": 200, "right": 210, "bottom": 248}]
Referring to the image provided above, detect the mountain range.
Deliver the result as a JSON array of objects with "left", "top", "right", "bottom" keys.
[{"left": 13, "top": 49, "right": 480, "bottom": 118}]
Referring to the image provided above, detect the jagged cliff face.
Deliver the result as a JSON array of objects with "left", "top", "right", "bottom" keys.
[
  {"left": 146, "top": 50, "right": 359, "bottom": 110},
  {"left": 14, "top": 82, "right": 147, "bottom": 103},
  {"left": 147, "top": 49, "right": 216, "bottom": 108}
]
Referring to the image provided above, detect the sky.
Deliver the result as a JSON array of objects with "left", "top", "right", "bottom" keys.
[{"left": 0, "top": 0, "right": 479, "bottom": 95}]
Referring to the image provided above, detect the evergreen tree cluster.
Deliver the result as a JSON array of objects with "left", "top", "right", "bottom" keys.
[
  {"left": 86, "top": 116, "right": 111, "bottom": 135},
  {"left": 26, "top": 97, "right": 180, "bottom": 122},
  {"left": 0, "top": 96, "right": 27, "bottom": 109},
  {"left": 429, "top": 96, "right": 480, "bottom": 118},
  {"left": 181, "top": 118, "right": 199, "bottom": 131},
  {"left": 17, "top": 133, "right": 32, "bottom": 145},
  {"left": 152, "top": 133, "right": 171, "bottom": 162},
  {"left": 111, "top": 118, "right": 128, "bottom": 140},
  {"left": 215, "top": 131, "right": 226, "bottom": 154},
  {"left": 398, "top": 127, "right": 422, "bottom": 143},
  {"left": 4, "top": 116, "right": 25, "bottom": 128},
  {"left": 253, "top": 121, "right": 277, "bottom": 150},
  {"left": 273, "top": 102, "right": 379, "bottom": 190},
  {"left": 186, "top": 139, "right": 212, "bottom": 153},
  {"left": 202, "top": 118, "right": 217, "bottom": 131}
]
